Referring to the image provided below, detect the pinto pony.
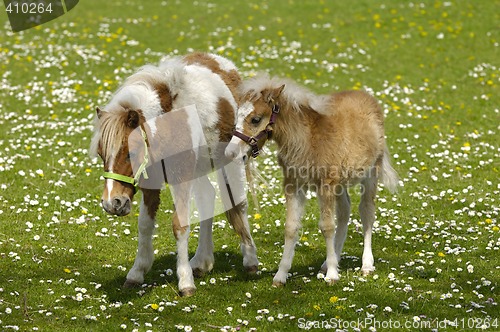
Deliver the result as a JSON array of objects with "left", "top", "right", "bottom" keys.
[
  {"left": 226, "top": 74, "right": 398, "bottom": 286},
  {"left": 90, "top": 53, "right": 259, "bottom": 296}
]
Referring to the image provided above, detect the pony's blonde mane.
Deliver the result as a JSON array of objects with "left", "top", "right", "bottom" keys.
[
  {"left": 239, "top": 73, "right": 330, "bottom": 115},
  {"left": 89, "top": 58, "right": 188, "bottom": 158},
  {"left": 90, "top": 109, "right": 130, "bottom": 159}
]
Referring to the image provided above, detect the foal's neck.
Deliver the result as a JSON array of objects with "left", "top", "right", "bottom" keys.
[{"left": 272, "top": 100, "right": 314, "bottom": 158}]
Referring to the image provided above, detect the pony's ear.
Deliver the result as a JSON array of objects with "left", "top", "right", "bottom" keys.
[
  {"left": 96, "top": 107, "right": 103, "bottom": 119},
  {"left": 127, "top": 109, "right": 140, "bottom": 128}
]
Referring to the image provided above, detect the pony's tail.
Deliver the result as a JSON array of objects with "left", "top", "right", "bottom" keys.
[{"left": 380, "top": 145, "right": 399, "bottom": 193}]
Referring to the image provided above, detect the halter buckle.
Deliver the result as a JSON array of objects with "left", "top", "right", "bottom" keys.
[{"left": 248, "top": 137, "right": 258, "bottom": 146}]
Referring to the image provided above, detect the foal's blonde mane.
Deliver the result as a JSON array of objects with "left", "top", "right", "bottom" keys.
[{"left": 239, "top": 73, "right": 331, "bottom": 115}]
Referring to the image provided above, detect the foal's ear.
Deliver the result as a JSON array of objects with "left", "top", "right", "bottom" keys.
[
  {"left": 263, "top": 84, "right": 285, "bottom": 103},
  {"left": 127, "top": 109, "right": 141, "bottom": 128},
  {"left": 273, "top": 84, "right": 285, "bottom": 99},
  {"left": 96, "top": 107, "right": 103, "bottom": 119}
]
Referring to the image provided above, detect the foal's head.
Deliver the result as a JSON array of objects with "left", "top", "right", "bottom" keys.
[
  {"left": 91, "top": 106, "right": 146, "bottom": 216},
  {"left": 225, "top": 84, "right": 284, "bottom": 161}
]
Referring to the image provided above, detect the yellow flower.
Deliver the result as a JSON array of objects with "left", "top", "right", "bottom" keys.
[
  {"left": 64, "top": 268, "right": 71, "bottom": 273},
  {"left": 329, "top": 296, "right": 339, "bottom": 303},
  {"left": 492, "top": 226, "right": 499, "bottom": 232},
  {"left": 438, "top": 252, "right": 445, "bottom": 257},
  {"left": 151, "top": 303, "right": 159, "bottom": 310},
  {"left": 254, "top": 213, "right": 262, "bottom": 220}
]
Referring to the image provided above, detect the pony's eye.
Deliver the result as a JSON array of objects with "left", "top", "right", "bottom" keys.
[{"left": 251, "top": 116, "right": 262, "bottom": 125}]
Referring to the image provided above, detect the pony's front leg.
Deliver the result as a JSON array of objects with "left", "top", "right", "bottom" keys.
[
  {"left": 273, "top": 183, "right": 305, "bottom": 287},
  {"left": 318, "top": 186, "right": 340, "bottom": 284},
  {"left": 171, "top": 182, "right": 196, "bottom": 297},
  {"left": 124, "top": 189, "right": 160, "bottom": 288}
]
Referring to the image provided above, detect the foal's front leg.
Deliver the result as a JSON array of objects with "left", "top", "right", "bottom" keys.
[
  {"left": 124, "top": 189, "right": 160, "bottom": 287},
  {"left": 273, "top": 184, "right": 305, "bottom": 287}
]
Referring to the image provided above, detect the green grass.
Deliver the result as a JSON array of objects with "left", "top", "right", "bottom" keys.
[{"left": 0, "top": 0, "right": 499, "bottom": 331}]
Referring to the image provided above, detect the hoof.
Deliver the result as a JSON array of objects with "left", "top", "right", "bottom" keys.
[
  {"left": 123, "top": 280, "right": 141, "bottom": 288},
  {"left": 179, "top": 287, "right": 196, "bottom": 297},
  {"left": 325, "top": 278, "right": 339, "bottom": 286},
  {"left": 362, "top": 267, "right": 375, "bottom": 276},
  {"left": 192, "top": 268, "right": 206, "bottom": 278},
  {"left": 272, "top": 281, "right": 285, "bottom": 288},
  {"left": 245, "top": 265, "right": 259, "bottom": 274}
]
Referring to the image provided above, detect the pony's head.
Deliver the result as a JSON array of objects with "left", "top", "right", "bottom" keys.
[
  {"left": 91, "top": 105, "right": 146, "bottom": 216},
  {"left": 225, "top": 83, "right": 285, "bottom": 161}
]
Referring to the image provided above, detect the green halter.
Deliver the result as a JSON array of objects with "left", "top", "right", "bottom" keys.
[{"left": 102, "top": 126, "right": 149, "bottom": 193}]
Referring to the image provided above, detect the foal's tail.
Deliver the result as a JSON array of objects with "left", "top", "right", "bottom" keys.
[{"left": 380, "top": 145, "right": 399, "bottom": 193}]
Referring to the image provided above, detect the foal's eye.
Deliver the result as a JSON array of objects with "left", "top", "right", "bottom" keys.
[{"left": 251, "top": 116, "right": 262, "bottom": 125}]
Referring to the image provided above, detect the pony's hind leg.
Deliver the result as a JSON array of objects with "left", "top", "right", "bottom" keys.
[
  {"left": 359, "top": 174, "right": 378, "bottom": 275},
  {"left": 124, "top": 189, "right": 160, "bottom": 288},
  {"left": 218, "top": 162, "right": 259, "bottom": 273},
  {"left": 171, "top": 180, "right": 196, "bottom": 297},
  {"left": 273, "top": 184, "right": 306, "bottom": 287},
  {"left": 318, "top": 186, "right": 340, "bottom": 284},
  {"left": 226, "top": 201, "right": 258, "bottom": 273},
  {"left": 190, "top": 175, "right": 216, "bottom": 277},
  {"left": 321, "top": 190, "right": 350, "bottom": 273}
]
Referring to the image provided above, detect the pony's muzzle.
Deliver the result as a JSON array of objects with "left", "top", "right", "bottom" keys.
[{"left": 101, "top": 196, "right": 131, "bottom": 216}]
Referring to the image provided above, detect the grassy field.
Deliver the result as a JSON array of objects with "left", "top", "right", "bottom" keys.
[{"left": 0, "top": 0, "right": 499, "bottom": 331}]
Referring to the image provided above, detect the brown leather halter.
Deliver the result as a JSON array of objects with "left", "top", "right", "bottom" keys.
[{"left": 232, "top": 104, "right": 280, "bottom": 158}]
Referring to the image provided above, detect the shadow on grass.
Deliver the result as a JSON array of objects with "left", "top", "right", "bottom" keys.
[{"left": 101, "top": 249, "right": 264, "bottom": 302}]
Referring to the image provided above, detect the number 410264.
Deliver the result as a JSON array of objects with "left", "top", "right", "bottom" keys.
[{"left": 6, "top": 2, "right": 54, "bottom": 14}]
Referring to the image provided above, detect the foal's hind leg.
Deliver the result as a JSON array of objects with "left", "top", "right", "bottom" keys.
[
  {"left": 124, "top": 189, "right": 160, "bottom": 288},
  {"left": 218, "top": 162, "right": 259, "bottom": 273},
  {"left": 190, "top": 175, "right": 215, "bottom": 277},
  {"left": 318, "top": 187, "right": 340, "bottom": 284},
  {"left": 359, "top": 174, "right": 378, "bottom": 275},
  {"left": 321, "top": 190, "right": 350, "bottom": 273}
]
